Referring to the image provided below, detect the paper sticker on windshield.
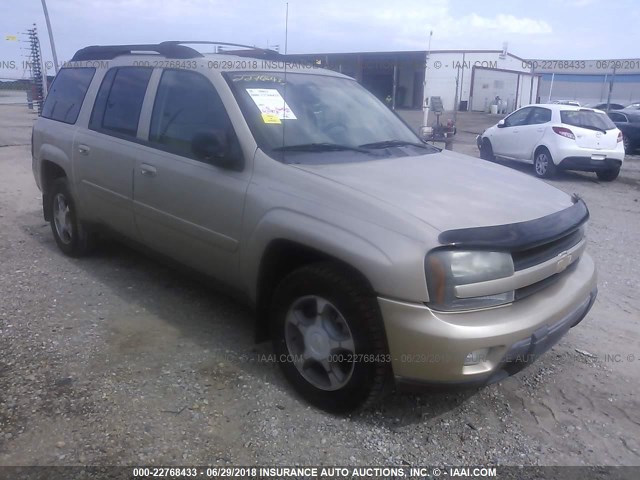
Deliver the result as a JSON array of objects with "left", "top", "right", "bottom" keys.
[
  {"left": 261, "top": 113, "right": 281, "bottom": 124},
  {"left": 246, "top": 88, "right": 297, "bottom": 122}
]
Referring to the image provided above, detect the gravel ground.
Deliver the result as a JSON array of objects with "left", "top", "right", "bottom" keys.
[{"left": 0, "top": 105, "right": 639, "bottom": 467}]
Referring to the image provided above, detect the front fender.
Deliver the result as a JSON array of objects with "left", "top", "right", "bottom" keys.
[{"left": 241, "top": 208, "right": 430, "bottom": 304}]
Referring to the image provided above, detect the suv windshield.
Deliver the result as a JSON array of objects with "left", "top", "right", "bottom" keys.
[
  {"left": 225, "top": 71, "right": 432, "bottom": 163},
  {"left": 560, "top": 109, "right": 616, "bottom": 132}
]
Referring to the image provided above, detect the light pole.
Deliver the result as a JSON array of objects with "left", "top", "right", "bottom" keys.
[
  {"left": 422, "top": 30, "right": 433, "bottom": 130},
  {"left": 40, "top": 0, "right": 59, "bottom": 74}
]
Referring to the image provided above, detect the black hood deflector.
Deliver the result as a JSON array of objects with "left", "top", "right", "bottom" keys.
[{"left": 438, "top": 195, "right": 589, "bottom": 252}]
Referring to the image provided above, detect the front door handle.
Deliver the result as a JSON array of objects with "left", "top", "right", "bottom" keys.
[
  {"left": 140, "top": 164, "right": 157, "bottom": 177},
  {"left": 77, "top": 144, "right": 90, "bottom": 155}
]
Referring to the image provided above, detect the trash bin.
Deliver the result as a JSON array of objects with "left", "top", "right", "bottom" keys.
[
  {"left": 458, "top": 100, "right": 468, "bottom": 111},
  {"left": 490, "top": 104, "right": 498, "bottom": 114}
]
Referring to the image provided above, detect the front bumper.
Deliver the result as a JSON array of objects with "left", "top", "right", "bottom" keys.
[{"left": 378, "top": 253, "right": 597, "bottom": 388}]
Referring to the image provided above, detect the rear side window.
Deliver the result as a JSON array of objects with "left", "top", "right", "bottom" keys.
[
  {"left": 41, "top": 68, "right": 95, "bottom": 124},
  {"left": 561, "top": 110, "right": 616, "bottom": 131},
  {"left": 90, "top": 67, "right": 152, "bottom": 137},
  {"left": 607, "top": 112, "right": 627, "bottom": 123},
  {"left": 528, "top": 107, "right": 551, "bottom": 125}
]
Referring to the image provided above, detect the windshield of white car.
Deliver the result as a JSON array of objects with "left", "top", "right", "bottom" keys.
[
  {"left": 560, "top": 110, "right": 616, "bottom": 132},
  {"left": 225, "top": 71, "right": 435, "bottom": 163}
]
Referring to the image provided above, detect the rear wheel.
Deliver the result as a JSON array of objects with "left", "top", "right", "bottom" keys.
[
  {"left": 622, "top": 134, "right": 633, "bottom": 153},
  {"left": 534, "top": 148, "right": 556, "bottom": 179},
  {"left": 271, "top": 262, "right": 389, "bottom": 412},
  {"left": 49, "top": 178, "right": 95, "bottom": 256},
  {"left": 596, "top": 167, "right": 620, "bottom": 182},
  {"left": 480, "top": 139, "right": 495, "bottom": 161}
]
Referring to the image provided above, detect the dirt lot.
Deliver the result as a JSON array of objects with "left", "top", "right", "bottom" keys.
[{"left": 0, "top": 104, "right": 639, "bottom": 468}]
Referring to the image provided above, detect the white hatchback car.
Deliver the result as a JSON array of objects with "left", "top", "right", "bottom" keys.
[{"left": 477, "top": 104, "right": 625, "bottom": 181}]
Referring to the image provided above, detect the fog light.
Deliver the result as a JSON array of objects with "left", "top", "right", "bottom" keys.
[{"left": 464, "top": 348, "right": 489, "bottom": 366}]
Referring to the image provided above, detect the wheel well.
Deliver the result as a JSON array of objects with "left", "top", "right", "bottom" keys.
[
  {"left": 534, "top": 145, "right": 550, "bottom": 159},
  {"left": 254, "top": 239, "right": 374, "bottom": 342},
  {"left": 41, "top": 161, "right": 67, "bottom": 221}
]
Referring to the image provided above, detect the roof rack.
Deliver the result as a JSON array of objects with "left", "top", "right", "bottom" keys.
[
  {"left": 70, "top": 41, "right": 281, "bottom": 62},
  {"left": 167, "top": 41, "right": 281, "bottom": 59}
]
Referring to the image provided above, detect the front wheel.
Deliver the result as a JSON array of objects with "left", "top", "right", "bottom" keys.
[
  {"left": 479, "top": 139, "right": 495, "bottom": 161},
  {"left": 534, "top": 148, "right": 556, "bottom": 179},
  {"left": 49, "top": 178, "right": 95, "bottom": 256},
  {"left": 622, "top": 135, "right": 633, "bottom": 153},
  {"left": 596, "top": 167, "right": 620, "bottom": 182},
  {"left": 271, "top": 263, "right": 389, "bottom": 412}
]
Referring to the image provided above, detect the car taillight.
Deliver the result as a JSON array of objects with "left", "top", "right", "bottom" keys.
[
  {"left": 552, "top": 126, "right": 575, "bottom": 140},
  {"left": 617, "top": 131, "right": 623, "bottom": 143}
]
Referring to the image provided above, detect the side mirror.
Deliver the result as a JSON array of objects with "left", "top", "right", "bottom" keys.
[
  {"left": 497, "top": 119, "right": 506, "bottom": 128},
  {"left": 191, "top": 131, "right": 237, "bottom": 168}
]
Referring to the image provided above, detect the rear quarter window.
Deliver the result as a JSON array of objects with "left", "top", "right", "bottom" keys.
[
  {"left": 41, "top": 68, "right": 96, "bottom": 124},
  {"left": 560, "top": 110, "right": 616, "bottom": 130}
]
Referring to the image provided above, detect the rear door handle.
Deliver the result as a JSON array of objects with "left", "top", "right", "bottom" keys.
[
  {"left": 77, "top": 144, "right": 90, "bottom": 155},
  {"left": 140, "top": 164, "right": 157, "bottom": 177}
]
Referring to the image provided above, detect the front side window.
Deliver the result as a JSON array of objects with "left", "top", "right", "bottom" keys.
[
  {"left": 90, "top": 67, "right": 152, "bottom": 137},
  {"left": 225, "top": 71, "right": 431, "bottom": 163},
  {"left": 149, "top": 69, "right": 239, "bottom": 160},
  {"left": 504, "top": 107, "right": 532, "bottom": 127},
  {"left": 41, "top": 68, "right": 95, "bottom": 124}
]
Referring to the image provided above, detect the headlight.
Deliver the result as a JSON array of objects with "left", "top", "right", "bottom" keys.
[{"left": 425, "top": 250, "right": 514, "bottom": 312}]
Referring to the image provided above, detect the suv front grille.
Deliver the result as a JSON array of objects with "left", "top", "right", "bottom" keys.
[
  {"left": 514, "top": 261, "right": 579, "bottom": 301},
  {"left": 512, "top": 227, "right": 584, "bottom": 271},
  {"left": 510, "top": 227, "right": 585, "bottom": 300}
]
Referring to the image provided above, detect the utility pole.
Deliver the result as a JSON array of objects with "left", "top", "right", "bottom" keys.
[
  {"left": 421, "top": 30, "right": 433, "bottom": 130},
  {"left": 40, "top": 0, "right": 59, "bottom": 74},
  {"left": 453, "top": 67, "right": 460, "bottom": 122},
  {"left": 606, "top": 65, "right": 616, "bottom": 111}
]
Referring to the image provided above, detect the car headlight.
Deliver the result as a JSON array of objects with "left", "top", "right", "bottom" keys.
[{"left": 425, "top": 250, "right": 514, "bottom": 312}]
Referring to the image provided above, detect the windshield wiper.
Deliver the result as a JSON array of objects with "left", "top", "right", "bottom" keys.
[
  {"left": 359, "top": 139, "right": 430, "bottom": 149},
  {"left": 273, "top": 143, "right": 372, "bottom": 153},
  {"left": 577, "top": 125, "right": 608, "bottom": 134}
]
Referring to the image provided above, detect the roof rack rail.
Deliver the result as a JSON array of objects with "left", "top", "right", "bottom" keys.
[
  {"left": 70, "top": 43, "right": 203, "bottom": 61},
  {"left": 70, "top": 41, "right": 281, "bottom": 62},
  {"left": 165, "top": 41, "right": 281, "bottom": 58}
]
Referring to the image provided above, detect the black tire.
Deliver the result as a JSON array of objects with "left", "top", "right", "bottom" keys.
[
  {"left": 622, "top": 135, "right": 633, "bottom": 154},
  {"left": 533, "top": 148, "right": 556, "bottom": 179},
  {"left": 49, "top": 178, "right": 95, "bottom": 257},
  {"left": 596, "top": 167, "right": 620, "bottom": 182},
  {"left": 270, "top": 262, "right": 390, "bottom": 413},
  {"left": 479, "top": 139, "right": 495, "bottom": 161}
]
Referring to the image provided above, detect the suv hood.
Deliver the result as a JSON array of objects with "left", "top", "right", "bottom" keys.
[{"left": 293, "top": 149, "right": 573, "bottom": 233}]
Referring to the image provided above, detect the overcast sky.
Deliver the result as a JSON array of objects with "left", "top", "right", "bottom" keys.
[{"left": 1, "top": 0, "right": 639, "bottom": 79}]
